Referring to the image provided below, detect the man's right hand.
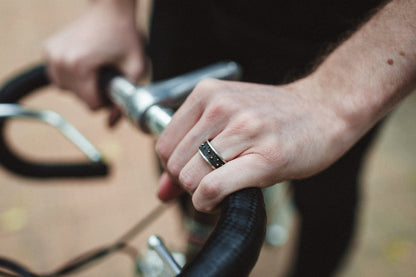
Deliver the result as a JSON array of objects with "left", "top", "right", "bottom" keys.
[{"left": 43, "top": 0, "right": 145, "bottom": 114}]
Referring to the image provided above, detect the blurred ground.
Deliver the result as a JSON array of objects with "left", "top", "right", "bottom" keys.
[{"left": 0, "top": 1, "right": 415, "bottom": 276}]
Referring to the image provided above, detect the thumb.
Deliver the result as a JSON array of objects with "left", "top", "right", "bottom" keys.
[{"left": 192, "top": 154, "right": 272, "bottom": 212}]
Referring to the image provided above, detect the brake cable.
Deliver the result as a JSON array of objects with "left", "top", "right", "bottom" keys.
[{"left": 0, "top": 204, "right": 168, "bottom": 277}]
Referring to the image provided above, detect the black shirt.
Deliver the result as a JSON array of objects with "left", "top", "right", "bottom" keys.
[
  {"left": 150, "top": 0, "right": 386, "bottom": 83},
  {"left": 210, "top": 0, "right": 384, "bottom": 43}
]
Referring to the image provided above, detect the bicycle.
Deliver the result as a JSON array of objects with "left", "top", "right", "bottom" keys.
[{"left": 0, "top": 62, "right": 294, "bottom": 277}]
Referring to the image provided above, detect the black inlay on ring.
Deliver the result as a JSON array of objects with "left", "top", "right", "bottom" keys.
[{"left": 199, "top": 141, "right": 225, "bottom": 169}]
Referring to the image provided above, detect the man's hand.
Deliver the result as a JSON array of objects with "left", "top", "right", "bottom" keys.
[
  {"left": 43, "top": 0, "right": 145, "bottom": 118},
  {"left": 156, "top": 78, "right": 353, "bottom": 212},
  {"left": 156, "top": 0, "right": 416, "bottom": 212}
]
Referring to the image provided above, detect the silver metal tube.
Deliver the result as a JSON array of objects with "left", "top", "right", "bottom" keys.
[
  {"left": 106, "top": 61, "right": 242, "bottom": 135},
  {"left": 0, "top": 104, "right": 103, "bottom": 162},
  {"left": 149, "top": 61, "right": 242, "bottom": 107},
  {"left": 148, "top": 235, "right": 182, "bottom": 275},
  {"left": 108, "top": 77, "right": 155, "bottom": 129},
  {"left": 144, "top": 105, "right": 173, "bottom": 135}
]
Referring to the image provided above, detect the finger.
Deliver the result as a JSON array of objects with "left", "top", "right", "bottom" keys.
[
  {"left": 50, "top": 49, "right": 85, "bottom": 93},
  {"left": 177, "top": 151, "right": 213, "bottom": 194},
  {"left": 45, "top": 55, "right": 71, "bottom": 91},
  {"left": 45, "top": 61, "right": 62, "bottom": 87},
  {"left": 119, "top": 53, "right": 145, "bottom": 83},
  {"left": 156, "top": 94, "right": 205, "bottom": 162},
  {"left": 45, "top": 48, "right": 102, "bottom": 109},
  {"left": 43, "top": 43, "right": 64, "bottom": 87},
  {"left": 108, "top": 106, "right": 122, "bottom": 127},
  {"left": 165, "top": 111, "right": 227, "bottom": 181},
  {"left": 175, "top": 114, "right": 259, "bottom": 193},
  {"left": 157, "top": 172, "right": 185, "bottom": 201},
  {"left": 192, "top": 154, "right": 271, "bottom": 213},
  {"left": 160, "top": 81, "right": 237, "bottom": 177},
  {"left": 75, "top": 69, "right": 103, "bottom": 110}
]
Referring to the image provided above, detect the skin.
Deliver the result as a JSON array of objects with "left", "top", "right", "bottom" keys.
[
  {"left": 44, "top": 0, "right": 145, "bottom": 124},
  {"left": 44, "top": 0, "right": 416, "bottom": 212}
]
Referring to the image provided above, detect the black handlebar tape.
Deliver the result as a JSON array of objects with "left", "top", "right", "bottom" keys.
[
  {"left": 0, "top": 257, "right": 36, "bottom": 277},
  {"left": 97, "top": 66, "right": 121, "bottom": 96},
  {"left": 0, "top": 64, "right": 108, "bottom": 178},
  {"left": 178, "top": 188, "right": 266, "bottom": 277}
]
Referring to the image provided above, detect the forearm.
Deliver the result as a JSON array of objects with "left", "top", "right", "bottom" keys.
[
  {"left": 89, "top": 0, "right": 137, "bottom": 8},
  {"left": 310, "top": 0, "right": 416, "bottom": 138},
  {"left": 88, "top": 0, "right": 137, "bottom": 19},
  {"left": 87, "top": 0, "right": 152, "bottom": 36}
]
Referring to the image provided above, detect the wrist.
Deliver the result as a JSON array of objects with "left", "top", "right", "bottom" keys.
[
  {"left": 89, "top": 0, "right": 136, "bottom": 6},
  {"left": 307, "top": 0, "right": 416, "bottom": 141},
  {"left": 290, "top": 73, "right": 365, "bottom": 157},
  {"left": 310, "top": 65, "right": 371, "bottom": 135}
]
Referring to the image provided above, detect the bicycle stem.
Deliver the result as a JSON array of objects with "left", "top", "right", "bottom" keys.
[{"left": 104, "top": 61, "right": 242, "bottom": 135}]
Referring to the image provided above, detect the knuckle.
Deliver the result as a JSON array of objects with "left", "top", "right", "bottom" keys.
[
  {"left": 186, "top": 79, "right": 229, "bottom": 114},
  {"left": 65, "top": 56, "right": 78, "bottom": 71},
  {"left": 259, "top": 138, "right": 288, "bottom": 166},
  {"left": 205, "top": 100, "right": 228, "bottom": 122},
  {"left": 124, "top": 59, "right": 145, "bottom": 81},
  {"left": 50, "top": 54, "right": 80, "bottom": 77},
  {"left": 66, "top": 49, "right": 91, "bottom": 72},
  {"left": 192, "top": 196, "right": 216, "bottom": 213},
  {"left": 50, "top": 55, "right": 65, "bottom": 71},
  {"left": 199, "top": 179, "right": 221, "bottom": 201},
  {"left": 242, "top": 111, "right": 265, "bottom": 131},
  {"left": 130, "top": 67, "right": 144, "bottom": 81},
  {"left": 132, "top": 60, "right": 145, "bottom": 77},
  {"left": 87, "top": 101, "right": 101, "bottom": 111},
  {"left": 166, "top": 158, "right": 181, "bottom": 178},
  {"left": 190, "top": 79, "right": 222, "bottom": 101},
  {"left": 229, "top": 110, "right": 265, "bottom": 138},
  {"left": 77, "top": 82, "right": 102, "bottom": 110},
  {"left": 272, "top": 149, "right": 289, "bottom": 167},
  {"left": 192, "top": 176, "right": 224, "bottom": 213},
  {"left": 204, "top": 94, "right": 237, "bottom": 122},
  {"left": 178, "top": 168, "right": 195, "bottom": 192},
  {"left": 195, "top": 78, "right": 221, "bottom": 93},
  {"left": 193, "top": 202, "right": 212, "bottom": 213},
  {"left": 48, "top": 50, "right": 77, "bottom": 71},
  {"left": 155, "top": 139, "right": 170, "bottom": 162}
]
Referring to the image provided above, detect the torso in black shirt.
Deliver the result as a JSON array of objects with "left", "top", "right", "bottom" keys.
[{"left": 150, "top": 0, "right": 385, "bottom": 83}]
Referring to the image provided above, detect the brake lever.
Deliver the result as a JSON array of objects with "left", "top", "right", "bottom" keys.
[{"left": 0, "top": 103, "right": 103, "bottom": 162}]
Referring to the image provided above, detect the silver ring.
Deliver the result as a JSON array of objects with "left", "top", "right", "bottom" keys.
[{"left": 198, "top": 140, "right": 227, "bottom": 169}]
